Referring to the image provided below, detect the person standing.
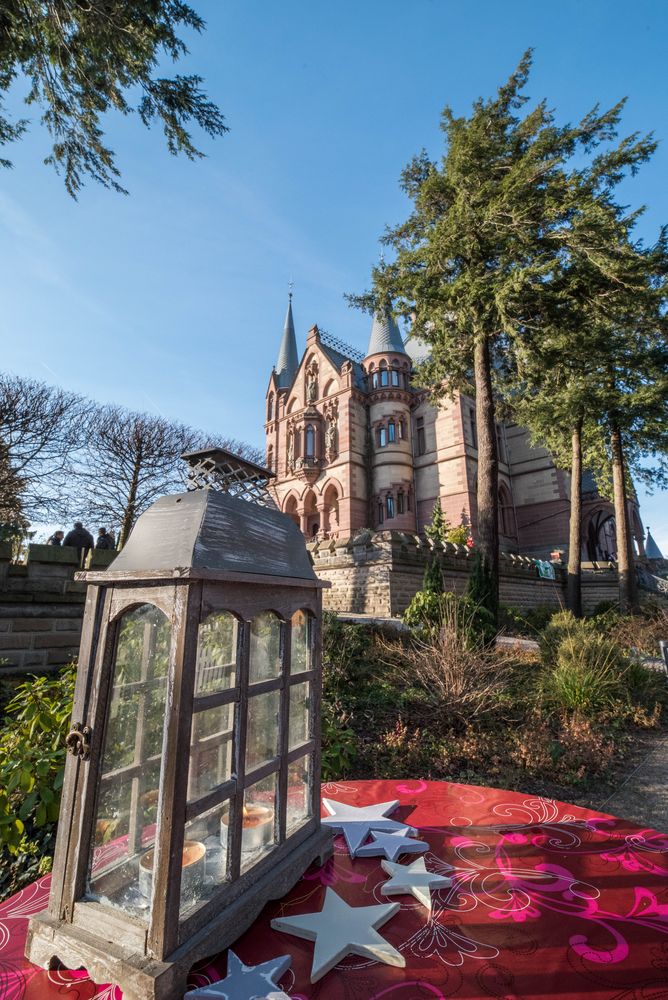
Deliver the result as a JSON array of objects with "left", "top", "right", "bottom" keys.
[
  {"left": 95, "top": 528, "right": 115, "bottom": 551},
  {"left": 47, "top": 530, "right": 64, "bottom": 546},
  {"left": 63, "top": 521, "right": 95, "bottom": 567}
]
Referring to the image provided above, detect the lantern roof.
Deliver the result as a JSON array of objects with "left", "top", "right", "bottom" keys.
[{"left": 90, "top": 489, "right": 320, "bottom": 584}]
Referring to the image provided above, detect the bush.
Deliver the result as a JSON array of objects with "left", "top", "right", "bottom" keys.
[
  {"left": 467, "top": 550, "right": 498, "bottom": 622},
  {"left": 403, "top": 589, "right": 496, "bottom": 646},
  {"left": 322, "top": 612, "right": 373, "bottom": 698},
  {"left": 541, "top": 631, "right": 629, "bottom": 716},
  {"left": 0, "top": 665, "right": 75, "bottom": 900}
]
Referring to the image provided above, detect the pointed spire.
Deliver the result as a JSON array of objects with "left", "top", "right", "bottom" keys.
[
  {"left": 275, "top": 290, "right": 299, "bottom": 389},
  {"left": 365, "top": 308, "right": 407, "bottom": 358},
  {"left": 645, "top": 528, "right": 664, "bottom": 560}
]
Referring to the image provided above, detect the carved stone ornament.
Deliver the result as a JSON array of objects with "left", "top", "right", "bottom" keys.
[
  {"left": 305, "top": 365, "right": 318, "bottom": 404},
  {"left": 65, "top": 722, "right": 92, "bottom": 761}
]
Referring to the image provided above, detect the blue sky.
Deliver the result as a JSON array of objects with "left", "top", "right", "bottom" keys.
[{"left": 1, "top": 0, "right": 667, "bottom": 551}]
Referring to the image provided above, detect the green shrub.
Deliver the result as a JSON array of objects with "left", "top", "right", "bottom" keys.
[
  {"left": 321, "top": 699, "right": 357, "bottom": 780},
  {"left": 467, "top": 550, "right": 498, "bottom": 623},
  {"left": 0, "top": 666, "right": 75, "bottom": 857},
  {"left": 322, "top": 612, "right": 373, "bottom": 698},
  {"left": 423, "top": 556, "right": 444, "bottom": 594},
  {"left": 542, "top": 631, "right": 629, "bottom": 716}
]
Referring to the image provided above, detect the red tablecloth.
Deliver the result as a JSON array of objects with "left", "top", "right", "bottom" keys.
[{"left": 2, "top": 779, "right": 668, "bottom": 999}]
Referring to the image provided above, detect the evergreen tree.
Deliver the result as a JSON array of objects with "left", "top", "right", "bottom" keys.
[
  {"left": 0, "top": 1, "right": 227, "bottom": 195},
  {"left": 423, "top": 556, "right": 444, "bottom": 594},
  {"left": 349, "top": 52, "right": 636, "bottom": 621},
  {"left": 351, "top": 51, "right": 665, "bottom": 620},
  {"left": 424, "top": 500, "right": 448, "bottom": 544}
]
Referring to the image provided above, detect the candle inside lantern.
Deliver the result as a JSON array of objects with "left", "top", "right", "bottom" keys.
[
  {"left": 220, "top": 803, "right": 274, "bottom": 853},
  {"left": 139, "top": 839, "right": 205, "bottom": 899}
]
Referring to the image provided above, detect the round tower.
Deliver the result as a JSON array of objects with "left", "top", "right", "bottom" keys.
[{"left": 362, "top": 311, "right": 415, "bottom": 531}]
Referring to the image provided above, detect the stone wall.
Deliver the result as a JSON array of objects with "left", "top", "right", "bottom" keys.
[
  {"left": 0, "top": 543, "right": 115, "bottom": 675},
  {"left": 308, "top": 530, "right": 627, "bottom": 618}
]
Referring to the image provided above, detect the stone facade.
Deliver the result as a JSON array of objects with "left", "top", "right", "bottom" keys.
[
  {"left": 0, "top": 543, "right": 115, "bottom": 675},
  {"left": 265, "top": 301, "right": 644, "bottom": 563}
]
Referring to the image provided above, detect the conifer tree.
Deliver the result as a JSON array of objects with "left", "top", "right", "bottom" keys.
[
  {"left": 350, "top": 51, "right": 639, "bottom": 620},
  {"left": 0, "top": 1, "right": 227, "bottom": 195}
]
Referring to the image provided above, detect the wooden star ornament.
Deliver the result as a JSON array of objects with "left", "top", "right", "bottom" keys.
[
  {"left": 270, "top": 886, "right": 405, "bottom": 983},
  {"left": 355, "top": 829, "right": 429, "bottom": 862},
  {"left": 380, "top": 856, "right": 454, "bottom": 914},
  {"left": 183, "top": 950, "right": 291, "bottom": 999},
  {"left": 321, "top": 797, "right": 416, "bottom": 856}
]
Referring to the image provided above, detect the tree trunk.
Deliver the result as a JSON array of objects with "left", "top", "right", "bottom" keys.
[
  {"left": 473, "top": 335, "right": 499, "bottom": 614},
  {"left": 610, "top": 423, "right": 637, "bottom": 611},
  {"left": 567, "top": 419, "right": 583, "bottom": 617},
  {"left": 119, "top": 456, "right": 141, "bottom": 549}
]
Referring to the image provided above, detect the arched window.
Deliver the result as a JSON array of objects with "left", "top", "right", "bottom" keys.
[
  {"left": 377, "top": 426, "right": 387, "bottom": 448},
  {"left": 267, "top": 394, "right": 274, "bottom": 421},
  {"left": 380, "top": 361, "right": 389, "bottom": 387},
  {"left": 388, "top": 421, "right": 396, "bottom": 443},
  {"left": 498, "top": 485, "right": 516, "bottom": 537},
  {"left": 305, "top": 424, "right": 316, "bottom": 458},
  {"left": 397, "top": 491, "right": 405, "bottom": 514},
  {"left": 377, "top": 502, "right": 384, "bottom": 525},
  {"left": 267, "top": 445, "right": 274, "bottom": 470},
  {"left": 399, "top": 418, "right": 406, "bottom": 439},
  {"left": 386, "top": 495, "right": 395, "bottom": 519},
  {"left": 391, "top": 366, "right": 399, "bottom": 387},
  {"left": 372, "top": 372, "right": 380, "bottom": 389}
]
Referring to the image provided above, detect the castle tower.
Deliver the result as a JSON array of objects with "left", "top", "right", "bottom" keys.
[
  {"left": 362, "top": 311, "right": 416, "bottom": 530},
  {"left": 264, "top": 295, "right": 298, "bottom": 477}
]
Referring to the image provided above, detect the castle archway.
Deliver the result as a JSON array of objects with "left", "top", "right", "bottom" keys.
[
  {"left": 283, "top": 494, "right": 299, "bottom": 528},
  {"left": 303, "top": 489, "right": 319, "bottom": 539},
  {"left": 322, "top": 483, "right": 340, "bottom": 537}
]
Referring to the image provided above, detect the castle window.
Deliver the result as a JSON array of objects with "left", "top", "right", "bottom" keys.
[
  {"left": 496, "top": 424, "right": 506, "bottom": 463},
  {"left": 267, "top": 445, "right": 274, "bottom": 470},
  {"left": 305, "top": 424, "right": 316, "bottom": 458},
  {"left": 267, "top": 394, "right": 274, "bottom": 421},
  {"left": 372, "top": 372, "right": 380, "bottom": 389},
  {"left": 386, "top": 495, "right": 395, "bottom": 519},
  {"left": 399, "top": 418, "right": 406, "bottom": 439},
  {"left": 397, "top": 492, "right": 405, "bottom": 514},
  {"left": 416, "top": 417, "right": 425, "bottom": 456},
  {"left": 377, "top": 426, "right": 387, "bottom": 448},
  {"left": 391, "top": 368, "right": 399, "bottom": 387},
  {"left": 407, "top": 491, "right": 412, "bottom": 512},
  {"left": 380, "top": 369, "right": 389, "bottom": 387},
  {"left": 468, "top": 408, "right": 478, "bottom": 449},
  {"left": 377, "top": 502, "right": 384, "bottom": 525},
  {"left": 388, "top": 421, "right": 396, "bottom": 443}
]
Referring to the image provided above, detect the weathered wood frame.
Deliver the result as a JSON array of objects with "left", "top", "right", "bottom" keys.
[{"left": 25, "top": 568, "right": 331, "bottom": 1000}]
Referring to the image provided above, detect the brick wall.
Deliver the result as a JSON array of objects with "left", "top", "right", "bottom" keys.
[{"left": 0, "top": 543, "right": 114, "bottom": 675}]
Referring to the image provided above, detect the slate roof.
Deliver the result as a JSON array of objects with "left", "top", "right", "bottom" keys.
[
  {"left": 646, "top": 529, "right": 664, "bottom": 560},
  {"left": 320, "top": 342, "right": 366, "bottom": 389},
  {"left": 275, "top": 297, "right": 299, "bottom": 389},
  {"left": 366, "top": 311, "right": 407, "bottom": 357},
  {"left": 110, "top": 488, "right": 317, "bottom": 581}
]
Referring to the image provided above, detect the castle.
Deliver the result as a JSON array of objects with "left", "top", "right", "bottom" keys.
[{"left": 264, "top": 297, "right": 646, "bottom": 562}]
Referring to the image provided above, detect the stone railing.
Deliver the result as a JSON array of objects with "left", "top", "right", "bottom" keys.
[{"left": 0, "top": 543, "right": 116, "bottom": 675}]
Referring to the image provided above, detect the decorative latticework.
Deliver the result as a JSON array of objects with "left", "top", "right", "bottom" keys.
[
  {"left": 319, "top": 329, "right": 365, "bottom": 363},
  {"left": 182, "top": 448, "right": 277, "bottom": 508}
]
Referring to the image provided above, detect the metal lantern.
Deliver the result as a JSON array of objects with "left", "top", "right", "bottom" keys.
[{"left": 26, "top": 450, "right": 332, "bottom": 1000}]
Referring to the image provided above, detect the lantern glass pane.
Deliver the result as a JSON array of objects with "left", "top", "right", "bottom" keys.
[
  {"left": 287, "top": 755, "right": 313, "bottom": 835},
  {"left": 187, "top": 703, "right": 234, "bottom": 802},
  {"left": 87, "top": 604, "right": 171, "bottom": 919},
  {"left": 288, "top": 681, "right": 310, "bottom": 751},
  {"left": 240, "top": 772, "right": 277, "bottom": 872},
  {"left": 195, "top": 612, "right": 238, "bottom": 694},
  {"left": 179, "top": 802, "right": 230, "bottom": 919},
  {"left": 246, "top": 690, "right": 280, "bottom": 772},
  {"left": 249, "top": 612, "right": 281, "bottom": 683},
  {"left": 290, "top": 610, "right": 312, "bottom": 674}
]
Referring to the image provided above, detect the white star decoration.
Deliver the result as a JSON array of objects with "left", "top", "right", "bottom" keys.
[
  {"left": 356, "top": 829, "right": 429, "bottom": 861},
  {"left": 380, "top": 856, "right": 454, "bottom": 915},
  {"left": 270, "top": 886, "right": 405, "bottom": 983},
  {"left": 321, "top": 797, "right": 416, "bottom": 856},
  {"left": 183, "top": 950, "right": 291, "bottom": 999}
]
